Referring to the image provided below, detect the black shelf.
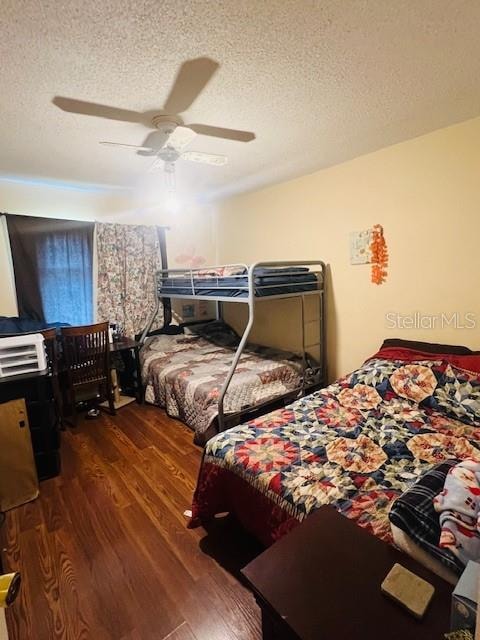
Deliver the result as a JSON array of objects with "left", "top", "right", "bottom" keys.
[{"left": 0, "top": 371, "right": 61, "bottom": 481}]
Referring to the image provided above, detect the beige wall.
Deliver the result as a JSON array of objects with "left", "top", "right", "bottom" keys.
[
  {"left": 0, "top": 179, "right": 216, "bottom": 317},
  {"left": 0, "top": 179, "right": 130, "bottom": 222},
  {"left": 0, "top": 216, "right": 17, "bottom": 316},
  {"left": 216, "top": 116, "right": 480, "bottom": 379}
]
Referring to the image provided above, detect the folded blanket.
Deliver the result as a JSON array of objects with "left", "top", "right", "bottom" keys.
[
  {"left": 389, "top": 460, "right": 464, "bottom": 575},
  {"left": 433, "top": 459, "right": 480, "bottom": 566},
  {"left": 196, "top": 266, "right": 246, "bottom": 277}
]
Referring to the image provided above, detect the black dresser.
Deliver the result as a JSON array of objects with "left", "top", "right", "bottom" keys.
[{"left": 0, "top": 369, "right": 61, "bottom": 480}]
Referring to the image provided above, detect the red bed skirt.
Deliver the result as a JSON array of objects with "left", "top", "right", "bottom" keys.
[{"left": 189, "top": 461, "right": 300, "bottom": 546}]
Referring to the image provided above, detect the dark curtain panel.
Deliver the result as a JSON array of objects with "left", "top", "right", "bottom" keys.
[
  {"left": 158, "top": 226, "right": 171, "bottom": 326},
  {"left": 6, "top": 214, "right": 45, "bottom": 321},
  {"left": 6, "top": 214, "right": 94, "bottom": 325}
]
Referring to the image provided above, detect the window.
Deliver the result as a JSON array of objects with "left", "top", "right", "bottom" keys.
[
  {"left": 6, "top": 214, "right": 94, "bottom": 326},
  {"left": 37, "top": 228, "right": 93, "bottom": 325}
]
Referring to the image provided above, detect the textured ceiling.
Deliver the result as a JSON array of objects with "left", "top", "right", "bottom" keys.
[{"left": 2, "top": 0, "right": 480, "bottom": 201}]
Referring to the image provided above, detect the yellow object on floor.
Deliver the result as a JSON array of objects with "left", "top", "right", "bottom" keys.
[{"left": 0, "top": 573, "right": 21, "bottom": 608}]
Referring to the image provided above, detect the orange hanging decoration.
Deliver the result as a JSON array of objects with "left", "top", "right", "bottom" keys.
[{"left": 370, "top": 224, "right": 388, "bottom": 285}]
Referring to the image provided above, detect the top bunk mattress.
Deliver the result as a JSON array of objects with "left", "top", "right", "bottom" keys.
[{"left": 158, "top": 266, "right": 320, "bottom": 299}]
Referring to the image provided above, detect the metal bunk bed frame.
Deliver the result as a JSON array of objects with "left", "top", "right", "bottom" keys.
[{"left": 140, "top": 260, "right": 326, "bottom": 432}]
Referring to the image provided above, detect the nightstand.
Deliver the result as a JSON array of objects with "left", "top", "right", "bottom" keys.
[{"left": 242, "top": 506, "right": 453, "bottom": 640}]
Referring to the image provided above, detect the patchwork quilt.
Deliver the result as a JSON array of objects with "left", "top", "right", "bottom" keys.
[
  {"left": 190, "top": 346, "right": 480, "bottom": 546},
  {"left": 141, "top": 325, "right": 302, "bottom": 444}
]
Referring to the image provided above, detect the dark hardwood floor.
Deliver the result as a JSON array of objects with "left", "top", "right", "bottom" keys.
[{"left": 1, "top": 404, "right": 262, "bottom": 640}]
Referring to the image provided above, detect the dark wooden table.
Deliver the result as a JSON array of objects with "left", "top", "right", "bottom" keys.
[
  {"left": 242, "top": 506, "right": 452, "bottom": 640},
  {"left": 110, "top": 338, "right": 143, "bottom": 403}
]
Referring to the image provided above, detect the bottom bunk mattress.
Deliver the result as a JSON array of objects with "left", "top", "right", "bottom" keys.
[
  {"left": 141, "top": 323, "right": 302, "bottom": 444},
  {"left": 190, "top": 343, "right": 480, "bottom": 549}
]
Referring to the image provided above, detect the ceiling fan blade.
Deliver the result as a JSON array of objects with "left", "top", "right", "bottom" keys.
[
  {"left": 182, "top": 151, "right": 228, "bottom": 166},
  {"left": 100, "top": 141, "right": 153, "bottom": 152},
  {"left": 189, "top": 123, "right": 255, "bottom": 142},
  {"left": 163, "top": 57, "right": 219, "bottom": 114},
  {"left": 168, "top": 126, "right": 197, "bottom": 150},
  {"left": 148, "top": 158, "right": 164, "bottom": 173},
  {"left": 53, "top": 96, "right": 142, "bottom": 123},
  {"left": 136, "top": 130, "right": 170, "bottom": 156}
]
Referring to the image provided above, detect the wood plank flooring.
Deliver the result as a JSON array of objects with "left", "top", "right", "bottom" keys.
[{"left": 0, "top": 404, "right": 263, "bottom": 640}]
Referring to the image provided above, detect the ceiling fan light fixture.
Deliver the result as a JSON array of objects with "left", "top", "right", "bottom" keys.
[{"left": 164, "top": 161, "right": 176, "bottom": 193}]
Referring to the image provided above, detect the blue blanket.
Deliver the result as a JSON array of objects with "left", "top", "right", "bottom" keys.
[{"left": 0, "top": 316, "right": 67, "bottom": 334}]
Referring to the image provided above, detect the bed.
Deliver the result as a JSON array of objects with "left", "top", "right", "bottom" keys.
[
  {"left": 190, "top": 339, "right": 480, "bottom": 574},
  {"left": 140, "top": 261, "right": 327, "bottom": 433},
  {"left": 141, "top": 321, "right": 304, "bottom": 444},
  {"left": 158, "top": 265, "right": 319, "bottom": 298}
]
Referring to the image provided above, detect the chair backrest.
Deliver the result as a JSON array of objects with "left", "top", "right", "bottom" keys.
[{"left": 61, "top": 322, "right": 110, "bottom": 386}]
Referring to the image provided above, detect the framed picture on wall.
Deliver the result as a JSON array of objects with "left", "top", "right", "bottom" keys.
[{"left": 349, "top": 229, "right": 372, "bottom": 264}]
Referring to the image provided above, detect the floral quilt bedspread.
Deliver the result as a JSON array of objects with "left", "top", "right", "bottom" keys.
[
  {"left": 141, "top": 330, "right": 302, "bottom": 444},
  {"left": 190, "top": 348, "right": 480, "bottom": 545}
]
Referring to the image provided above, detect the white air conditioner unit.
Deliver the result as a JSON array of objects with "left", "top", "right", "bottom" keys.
[{"left": 0, "top": 334, "right": 48, "bottom": 378}]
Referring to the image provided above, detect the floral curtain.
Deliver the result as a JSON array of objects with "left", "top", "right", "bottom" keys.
[{"left": 96, "top": 223, "right": 163, "bottom": 337}]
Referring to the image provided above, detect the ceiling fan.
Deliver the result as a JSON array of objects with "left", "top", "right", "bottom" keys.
[{"left": 52, "top": 57, "right": 255, "bottom": 190}]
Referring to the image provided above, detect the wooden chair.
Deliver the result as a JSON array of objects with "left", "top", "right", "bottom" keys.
[
  {"left": 38, "top": 327, "right": 64, "bottom": 427},
  {"left": 61, "top": 322, "right": 115, "bottom": 424}
]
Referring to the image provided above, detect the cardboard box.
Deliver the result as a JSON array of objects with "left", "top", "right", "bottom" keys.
[{"left": 451, "top": 561, "right": 479, "bottom": 632}]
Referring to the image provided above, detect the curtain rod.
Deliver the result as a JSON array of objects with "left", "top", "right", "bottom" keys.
[{"left": 1, "top": 213, "right": 170, "bottom": 229}]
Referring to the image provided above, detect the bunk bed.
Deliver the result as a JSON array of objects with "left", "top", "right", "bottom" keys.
[{"left": 140, "top": 261, "right": 326, "bottom": 444}]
